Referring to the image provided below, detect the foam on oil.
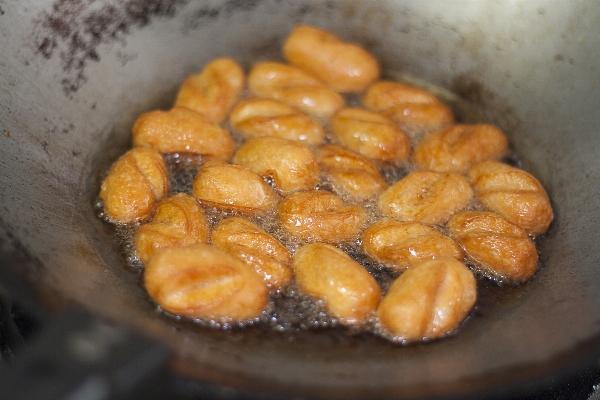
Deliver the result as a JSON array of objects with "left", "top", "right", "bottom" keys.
[{"left": 95, "top": 76, "right": 534, "bottom": 344}]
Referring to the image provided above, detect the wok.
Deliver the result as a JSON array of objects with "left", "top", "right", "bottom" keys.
[{"left": 1, "top": 0, "right": 600, "bottom": 398}]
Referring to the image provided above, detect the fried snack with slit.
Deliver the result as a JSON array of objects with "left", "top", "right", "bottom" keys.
[
  {"left": 362, "top": 80, "right": 455, "bottom": 140},
  {"left": 413, "top": 124, "right": 508, "bottom": 174},
  {"left": 229, "top": 98, "right": 326, "bottom": 145},
  {"left": 329, "top": 107, "right": 411, "bottom": 164},
  {"left": 447, "top": 211, "right": 539, "bottom": 282},
  {"left": 233, "top": 137, "right": 320, "bottom": 195},
  {"left": 99, "top": 147, "right": 168, "bottom": 224},
  {"left": 211, "top": 217, "right": 292, "bottom": 290},
  {"left": 132, "top": 106, "right": 235, "bottom": 160},
  {"left": 174, "top": 58, "right": 245, "bottom": 123},
  {"left": 282, "top": 25, "right": 380, "bottom": 93},
  {"left": 468, "top": 161, "right": 553, "bottom": 236},
  {"left": 293, "top": 243, "right": 381, "bottom": 324},
  {"left": 248, "top": 61, "right": 345, "bottom": 120},
  {"left": 144, "top": 243, "right": 268, "bottom": 321},
  {"left": 278, "top": 190, "right": 367, "bottom": 244},
  {"left": 362, "top": 218, "right": 463, "bottom": 271},
  {"left": 134, "top": 193, "right": 209, "bottom": 264},
  {"left": 377, "top": 257, "right": 476, "bottom": 342},
  {"left": 192, "top": 161, "right": 279, "bottom": 214},
  {"left": 316, "top": 144, "right": 387, "bottom": 202},
  {"left": 377, "top": 170, "right": 474, "bottom": 226}
]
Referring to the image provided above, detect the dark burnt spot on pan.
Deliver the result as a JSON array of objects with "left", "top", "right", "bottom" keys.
[
  {"left": 32, "top": 0, "right": 268, "bottom": 97},
  {"left": 32, "top": 0, "right": 189, "bottom": 97},
  {"left": 182, "top": 0, "right": 263, "bottom": 31},
  {"left": 451, "top": 74, "right": 521, "bottom": 134}
]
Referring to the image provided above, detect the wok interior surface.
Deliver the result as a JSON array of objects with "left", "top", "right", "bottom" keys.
[{"left": 1, "top": 0, "right": 600, "bottom": 398}]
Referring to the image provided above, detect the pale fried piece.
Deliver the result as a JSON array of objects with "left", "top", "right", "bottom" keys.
[
  {"left": 362, "top": 218, "right": 463, "bottom": 271},
  {"left": 229, "top": 98, "right": 326, "bottom": 145},
  {"left": 413, "top": 124, "right": 508, "bottom": 174},
  {"left": 377, "top": 170, "right": 474, "bottom": 225},
  {"left": 282, "top": 25, "right": 380, "bottom": 93},
  {"left": 362, "top": 80, "right": 455, "bottom": 139},
  {"left": 377, "top": 257, "right": 476, "bottom": 341},
  {"left": 293, "top": 243, "right": 381, "bottom": 324},
  {"left": 329, "top": 108, "right": 411, "bottom": 163},
  {"left": 174, "top": 58, "right": 245, "bottom": 123},
  {"left": 447, "top": 211, "right": 539, "bottom": 282},
  {"left": 468, "top": 161, "right": 553, "bottom": 236},
  {"left": 192, "top": 161, "right": 279, "bottom": 214},
  {"left": 316, "top": 144, "right": 387, "bottom": 201},
  {"left": 248, "top": 61, "right": 345, "bottom": 120},
  {"left": 211, "top": 217, "right": 292, "bottom": 290},
  {"left": 134, "top": 194, "right": 209, "bottom": 264},
  {"left": 278, "top": 190, "right": 368, "bottom": 244},
  {"left": 132, "top": 106, "right": 235, "bottom": 160},
  {"left": 99, "top": 147, "right": 168, "bottom": 224},
  {"left": 233, "top": 137, "right": 320, "bottom": 195},
  {"left": 144, "top": 243, "right": 268, "bottom": 321}
]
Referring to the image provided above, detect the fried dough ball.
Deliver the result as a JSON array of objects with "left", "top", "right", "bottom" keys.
[
  {"left": 282, "top": 25, "right": 380, "bottom": 93},
  {"left": 211, "top": 217, "right": 292, "bottom": 290},
  {"left": 447, "top": 211, "right": 539, "bottom": 282},
  {"left": 329, "top": 108, "right": 411, "bottom": 164},
  {"left": 192, "top": 161, "right": 279, "bottom": 214},
  {"left": 362, "top": 81, "right": 455, "bottom": 139},
  {"left": 248, "top": 61, "right": 345, "bottom": 120},
  {"left": 377, "top": 170, "right": 474, "bottom": 226},
  {"left": 413, "top": 124, "right": 508, "bottom": 174},
  {"left": 362, "top": 219, "right": 463, "bottom": 272},
  {"left": 377, "top": 257, "right": 476, "bottom": 342},
  {"left": 278, "top": 190, "right": 368, "bottom": 244},
  {"left": 468, "top": 161, "right": 553, "bottom": 236},
  {"left": 316, "top": 144, "right": 387, "bottom": 201},
  {"left": 292, "top": 243, "right": 381, "bottom": 324},
  {"left": 134, "top": 194, "right": 209, "bottom": 264},
  {"left": 132, "top": 106, "right": 235, "bottom": 160},
  {"left": 144, "top": 243, "right": 268, "bottom": 321},
  {"left": 174, "top": 58, "right": 245, "bottom": 123},
  {"left": 99, "top": 147, "right": 168, "bottom": 224},
  {"left": 232, "top": 137, "right": 320, "bottom": 194},
  {"left": 229, "top": 98, "right": 326, "bottom": 145}
]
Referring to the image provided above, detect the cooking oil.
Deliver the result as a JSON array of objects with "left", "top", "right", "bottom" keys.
[{"left": 95, "top": 75, "right": 538, "bottom": 344}]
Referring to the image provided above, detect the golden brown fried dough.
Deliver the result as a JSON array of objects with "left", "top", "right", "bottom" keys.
[
  {"left": 192, "top": 161, "right": 279, "bottom": 214},
  {"left": 362, "top": 80, "right": 455, "bottom": 139},
  {"left": 211, "top": 217, "right": 292, "bottom": 290},
  {"left": 362, "top": 219, "right": 463, "bottom": 271},
  {"left": 377, "top": 258, "right": 476, "bottom": 341},
  {"left": 293, "top": 243, "right": 381, "bottom": 324},
  {"left": 377, "top": 170, "right": 474, "bottom": 225},
  {"left": 316, "top": 144, "right": 387, "bottom": 201},
  {"left": 144, "top": 243, "right": 268, "bottom": 321},
  {"left": 248, "top": 61, "right": 345, "bottom": 120},
  {"left": 99, "top": 147, "right": 169, "bottom": 224},
  {"left": 329, "top": 108, "right": 411, "bottom": 164},
  {"left": 447, "top": 211, "right": 539, "bottom": 282},
  {"left": 132, "top": 106, "right": 235, "bottom": 160},
  {"left": 468, "top": 161, "right": 553, "bottom": 236},
  {"left": 278, "top": 190, "right": 368, "bottom": 244},
  {"left": 134, "top": 194, "right": 209, "bottom": 264},
  {"left": 174, "top": 58, "right": 245, "bottom": 123},
  {"left": 233, "top": 137, "right": 320, "bottom": 194},
  {"left": 413, "top": 124, "right": 508, "bottom": 174},
  {"left": 229, "top": 98, "right": 326, "bottom": 145},
  {"left": 282, "top": 25, "right": 380, "bottom": 93}
]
